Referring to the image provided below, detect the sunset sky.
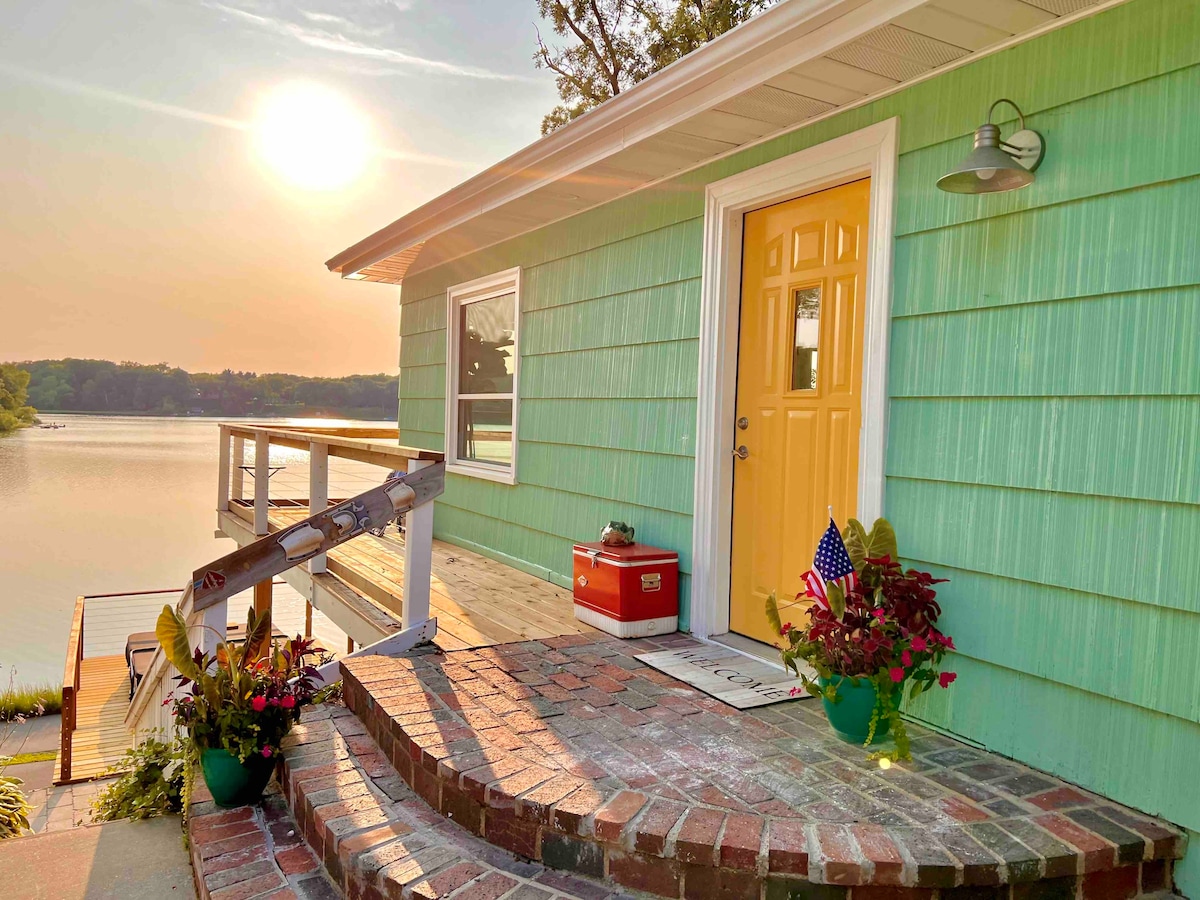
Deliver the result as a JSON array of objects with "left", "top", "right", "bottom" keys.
[{"left": 0, "top": 1, "right": 558, "bottom": 376}]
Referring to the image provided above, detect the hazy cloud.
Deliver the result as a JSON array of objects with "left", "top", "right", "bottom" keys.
[
  {"left": 0, "top": 62, "right": 477, "bottom": 170},
  {"left": 0, "top": 62, "right": 251, "bottom": 131},
  {"left": 208, "top": 2, "right": 531, "bottom": 81}
]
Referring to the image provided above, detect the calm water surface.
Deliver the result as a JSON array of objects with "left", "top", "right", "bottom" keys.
[{"left": 0, "top": 415, "right": 386, "bottom": 683}]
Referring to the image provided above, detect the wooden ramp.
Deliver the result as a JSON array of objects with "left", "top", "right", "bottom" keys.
[
  {"left": 54, "top": 656, "right": 132, "bottom": 783},
  {"left": 258, "top": 505, "right": 597, "bottom": 651}
]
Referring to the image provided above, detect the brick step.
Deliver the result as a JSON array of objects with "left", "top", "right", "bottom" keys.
[
  {"left": 339, "top": 633, "right": 1188, "bottom": 900},
  {"left": 278, "top": 703, "right": 654, "bottom": 900}
]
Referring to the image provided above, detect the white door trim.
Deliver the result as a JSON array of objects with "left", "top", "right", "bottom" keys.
[{"left": 689, "top": 117, "right": 899, "bottom": 640}]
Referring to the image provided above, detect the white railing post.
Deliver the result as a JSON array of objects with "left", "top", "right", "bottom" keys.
[
  {"left": 309, "top": 441, "right": 328, "bottom": 575},
  {"left": 231, "top": 434, "right": 245, "bottom": 502},
  {"left": 217, "top": 425, "right": 231, "bottom": 512},
  {"left": 254, "top": 430, "right": 270, "bottom": 536},
  {"left": 402, "top": 459, "right": 435, "bottom": 630}
]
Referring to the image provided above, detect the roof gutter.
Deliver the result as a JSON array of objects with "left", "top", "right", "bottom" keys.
[{"left": 325, "top": 0, "right": 931, "bottom": 277}]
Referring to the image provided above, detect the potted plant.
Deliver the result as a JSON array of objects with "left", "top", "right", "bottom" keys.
[
  {"left": 157, "top": 605, "right": 321, "bottom": 808},
  {"left": 766, "top": 518, "right": 957, "bottom": 761}
]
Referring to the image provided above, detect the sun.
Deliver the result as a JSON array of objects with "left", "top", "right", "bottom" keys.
[{"left": 254, "top": 82, "right": 370, "bottom": 191}]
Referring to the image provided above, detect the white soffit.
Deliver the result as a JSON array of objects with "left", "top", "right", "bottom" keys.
[{"left": 328, "top": 0, "right": 1122, "bottom": 285}]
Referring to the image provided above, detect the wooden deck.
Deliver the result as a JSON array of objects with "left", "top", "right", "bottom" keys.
[
  {"left": 253, "top": 505, "right": 596, "bottom": 651},
  {"left": 54, "top": 656, "right": 132, "bottom": 783}
]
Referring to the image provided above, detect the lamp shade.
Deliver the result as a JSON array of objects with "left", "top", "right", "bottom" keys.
[{"left": 937, "top": 122, "right": 1042, "bottom": 194}]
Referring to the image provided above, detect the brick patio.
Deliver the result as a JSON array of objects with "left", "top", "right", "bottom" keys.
[{"left": 336, "top": 632, "right": 1185, "bottom": 900}]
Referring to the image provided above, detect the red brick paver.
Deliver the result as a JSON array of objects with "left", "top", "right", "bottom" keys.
[{"left": 334, "top": 633, "right": 1184, "bottom": 900}]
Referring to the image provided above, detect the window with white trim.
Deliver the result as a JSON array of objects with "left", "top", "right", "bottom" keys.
[{"left": 445, "top": 267, "right": 520, "bottom": 483}]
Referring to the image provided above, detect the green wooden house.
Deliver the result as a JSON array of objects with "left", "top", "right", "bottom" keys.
[{"left": 328, "top": 0, "right": 1199, "bottom": 890}]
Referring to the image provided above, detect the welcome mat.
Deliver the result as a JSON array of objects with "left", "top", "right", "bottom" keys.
[{"left": 635, "top": 644, "right": 811, "bottom": 709}]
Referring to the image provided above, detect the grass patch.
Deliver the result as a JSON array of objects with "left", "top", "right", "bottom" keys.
[
  {"left": 0, "top": 682, "right": 63, "bottom": 721},
  {"left": 5, "top": 750, "right": 56, "bottom": 765}
]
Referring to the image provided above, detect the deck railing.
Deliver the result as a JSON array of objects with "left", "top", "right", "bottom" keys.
[
  {"left": 216, "top": 424, "right": 443, "bottom": 630},
  {"left": 59, "top": 597, "right": 84, "bottom": 783},
  {"left": 125, "top": 425, "right": 445, "bottom": 740},
  {"left": 58, "top": 588, "right": 180, "bottom": 783}
]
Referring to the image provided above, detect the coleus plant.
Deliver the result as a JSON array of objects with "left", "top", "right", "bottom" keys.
[
  {"left": 157, "top": 605, "right": 322, "bottom": 763},
  {"left": 766, "top": 518, "right": 956, "bottom": 761}
]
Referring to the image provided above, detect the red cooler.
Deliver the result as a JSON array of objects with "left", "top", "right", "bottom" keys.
[{"left": 572, "top": 542, "right": 679, "bottom": 638}]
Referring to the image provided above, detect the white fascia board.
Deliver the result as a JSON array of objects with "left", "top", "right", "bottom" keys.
[{"left": 326, "top": 0, "right": 932, "bottom": 277}]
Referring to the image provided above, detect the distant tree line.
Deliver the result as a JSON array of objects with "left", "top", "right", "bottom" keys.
[
  {"left": 0, "top": 364, "right": 37, "bottom": 435},
  {"left": 14, "top": 359, "right": 399, "bottom": 419}
]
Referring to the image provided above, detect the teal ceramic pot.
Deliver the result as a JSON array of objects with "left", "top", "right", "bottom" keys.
[
  {"left": 818, "top": 675, "right": 891, "bottom": 745},
  {"left": 200, "top": 748, "right": 276, "bottom": 808}
]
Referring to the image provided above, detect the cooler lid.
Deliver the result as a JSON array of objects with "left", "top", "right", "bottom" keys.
[{"left": 573, "top": 541, "right": 679, "bottom": 564}]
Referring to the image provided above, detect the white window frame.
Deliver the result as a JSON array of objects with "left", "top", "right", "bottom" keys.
[{"left": 445, "top": 266, "right": 521, "bottom": 485}]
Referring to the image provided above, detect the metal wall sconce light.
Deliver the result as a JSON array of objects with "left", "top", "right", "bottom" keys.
[{"left": 937, "top": 98, "right": 1045, "bottom": 194}]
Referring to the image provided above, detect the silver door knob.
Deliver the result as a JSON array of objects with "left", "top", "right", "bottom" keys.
[
  {"left": 732, "top": 445, "right": 749, "bottom": 460},
  {"left": 736, "top": 417, "right": 749, "bottom": 430}
]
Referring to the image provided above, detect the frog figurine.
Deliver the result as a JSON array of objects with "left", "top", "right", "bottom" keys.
[{"left": 600, "top": 521, "right": 636, "bottom": 546}]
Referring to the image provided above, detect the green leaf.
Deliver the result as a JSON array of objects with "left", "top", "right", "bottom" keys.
[
  {"left": 155, "top": 605, "right": 199, "bottom": 680},
  {"left": 241, "top": 606, "right": 272, "bottom": 668},
  {"left": 764, "top": 591, "right": 782, "bottom": 637},
  {"left": 826, "top": 582, "right": 846, "bottom": 621},
  {"left": 845, "top": 517, "right": 899, "bottom": 566},
  {"left": 842, "top": 519, "right": 870, "bottom": 570}
]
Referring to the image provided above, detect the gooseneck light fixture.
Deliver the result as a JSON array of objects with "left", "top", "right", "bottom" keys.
[{"left": 937, "top": 99, "right": 1044, "bottom": 194}]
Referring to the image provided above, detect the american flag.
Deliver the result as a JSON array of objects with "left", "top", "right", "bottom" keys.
[{"left": 802, "top": 517, "right": 859, "bottom": 609}]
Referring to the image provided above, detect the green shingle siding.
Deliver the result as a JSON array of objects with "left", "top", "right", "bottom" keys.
[{"left": 395, "top": 0, "right": 1199, "bottom": 837}]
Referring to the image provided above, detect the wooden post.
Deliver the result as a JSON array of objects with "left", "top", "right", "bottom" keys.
[
  {"left": 304, "top": 600, "right": 313, "bottom": 639},
  {"left": 254, "top": 579, "right": 273, "bottom": 622},
  {"left": 254, "top": 430, "right": 269, "bottom": 536},
  {"left": 231, "top": 434, "right": 245, "bottom": 503},
  {"left": 401, "top": 459, "right": 435, "bottom": 630},
  {"left": 309, "top": 441, "right": 328, "bottom": 575},
  {"left": 217, "top": 425, "right": 231, "bottom": 512}
]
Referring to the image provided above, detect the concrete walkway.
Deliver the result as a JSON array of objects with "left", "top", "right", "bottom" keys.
[
  {"left": 0, "top": 816, "right": 194, "bottom": 899},
  {"left": 23, "top": 776, "right": 116, "bottom": 833}
]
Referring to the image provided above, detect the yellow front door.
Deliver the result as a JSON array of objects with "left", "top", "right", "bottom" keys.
[{"left": 729, "top": 178, "right": 870, "bottom": 645}]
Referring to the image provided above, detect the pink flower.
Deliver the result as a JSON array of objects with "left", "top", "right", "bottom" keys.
[
  {"left": 901, "top": 649, "right": 912, "bottom": 667},
  {"left": 280, "top": 695, "right": 296, "bottom": 710},
  {"left": 910, "top": 635, "right": 928, "bottom": 652},
  {"left": 889, "top": 667, "right": 904, "bottom": 683},
  {"left": 941, "top": 635, "right": 957, "bottom": 651},
  {"left": 871, "top": 608, "right": 886, "bottom": 621},
  {"left": 261, "top": 745, "right": 273, "bottom": 758},
  {"left": 939, "top": 672, "right": 957, "bottom": 689},
  {"left": 269, "top": 698, "right": 280, "bottom": 707},
  {"left": 251, "top": 696, "right": 267, "bottom": 712}
]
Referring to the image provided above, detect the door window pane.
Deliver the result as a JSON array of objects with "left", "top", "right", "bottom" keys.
[
  {"left": 791, "top": 286, "right": 820, "bottom": 391},
  {"left": 459, "top": 293, "right": 515, "bottom": 394},
  {"left": 457, "top": 399, "right": 513, "bottom": 467}
]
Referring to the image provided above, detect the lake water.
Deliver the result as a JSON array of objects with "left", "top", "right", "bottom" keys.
[{"left": 0, "top": 415, "right": 386, "bottom": 684}]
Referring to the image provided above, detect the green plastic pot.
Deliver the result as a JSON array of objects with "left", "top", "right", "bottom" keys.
[
  {"left": 818, "top": 675, "right": 891, "bottom": 745},
  {"left": 200, "top": 748, "right": 276, "bottom": 808}
]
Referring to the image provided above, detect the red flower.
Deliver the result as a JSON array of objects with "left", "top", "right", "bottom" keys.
[
  {"left": 871, "top": 608, "right": 886, "bottom": 621},
  {"left": 888, "top": 667, "right": 904, "bottom": 683},
  {"left": 779, "top": 622, "right": 792, "bottom": 636},
  {"left": 280, "top": 695, "right": 296, "bottom": 709},
  {"left": 261, "top": 745, "right": 273, "bottom": 758},
  {"left": 910, "top": 635, "right": 928, "bottom": 652},
  {"left": 939, "top": 671, "right": 957, "bottom": 688},
  {"left": 900, "top": 649, "right": 912, "bottom": 667},
  {"left": 251, "top": 696, "right": 267, "bottom": 712},
  {"left": 941, "top": 634, "right": 956, "bottom": 651}
]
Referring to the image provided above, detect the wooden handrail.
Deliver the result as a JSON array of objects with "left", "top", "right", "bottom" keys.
[
  {"left": 221, "top": 423, "right": 443, "bottom": 469},
  {"left": 59, "top": 596, "right": 85, "bottom": 784}
]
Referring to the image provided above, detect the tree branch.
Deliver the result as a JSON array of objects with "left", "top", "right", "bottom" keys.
[{"left": 588, "top": 0, "right": 624, "bottom": 94}]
